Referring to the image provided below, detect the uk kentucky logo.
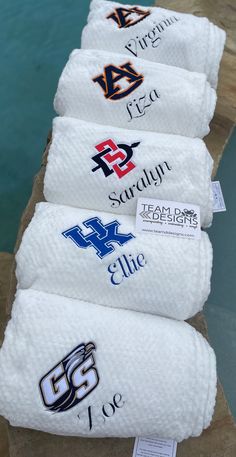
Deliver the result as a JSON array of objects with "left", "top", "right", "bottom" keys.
[
  {"left": 107, "top": 6, "right": 151, "bottom": 29},
  {"left": 39, "top": 342, "right": 99, "bottom": 413},
  {"left": 62, "top": 217, "right": 135, "bottom": 259},
  {"left": 92, "top": 139, "right": 140, "bottom": 179},
  {"left": 92, "top": 61, "right": 144, "bottom": 100}
]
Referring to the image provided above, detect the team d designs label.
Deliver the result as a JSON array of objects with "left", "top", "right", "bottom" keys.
[
  {"left": 136, "top": 198, "right": 201, "bottom": 240},
  {"left": 39, "top": 342, "right": 99, "bottom": 413}
]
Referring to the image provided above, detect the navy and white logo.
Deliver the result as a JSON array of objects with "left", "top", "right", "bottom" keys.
[
  {"left": 39, "top": 342, "right": 99, "bottom": 413},
  {"left": 62, "top": 217, "right": 135, "bottom": 259}
]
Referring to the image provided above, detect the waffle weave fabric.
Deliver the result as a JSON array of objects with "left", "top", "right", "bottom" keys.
[
  {"left": 44, "top": 117, "right": 213, "bottom": 227},
  {"left": 15, "top": 202, "right": 213, "bottom": 320},
  {"left": 0, "top": 288, "right": 217, "bottom": 441},
  {"left": 54, "top": 49, "right": 216, "bottom": 138}
]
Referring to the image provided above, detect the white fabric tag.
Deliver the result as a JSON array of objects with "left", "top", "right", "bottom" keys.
[
  {"left": 136, "top": 198, "right": 201, "bottom": 240},
  {"left": 212, "top": 181, "right": 226, "bottom": 212},
  {"left": 132, "top": 437, "right": 177, "bottom": 457}
]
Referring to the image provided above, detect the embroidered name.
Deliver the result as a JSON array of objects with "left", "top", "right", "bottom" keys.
[
  {"left": 93, "top": 61, "right": 144, "bottom": 100},
  {"left": 109, "top": 162, "right": 172, "bottom": 209},
  {"left": 107, "top": 6, "right": 150, "bottom": 29},
  {"left": 127, "top": 89, "right": 160, "bottom": 121},
  {"left": 92, "top": 139, "right": 140, "bottom": 179},
  {"left": 78, "top": 393, "right": 125, "bottom": 431},
  {"left": 62, "top": 217, "right": 135, "bottom": 259},
  {"left": 39, "top": 342, "right": 99, "bottom": 413},
  {"left": 108, "top": 253, "right": 147, "bottom": 286},
  {"left": 125, "top": 16, "right": 180, "bottom": 57}
]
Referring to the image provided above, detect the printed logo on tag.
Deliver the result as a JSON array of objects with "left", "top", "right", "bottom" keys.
[
  {"left": 39, "top": 342, "right": 99, "bottom": 413},
  {"left": 133, "top": 437, "right": 177, "bottom": 457},
  {"left": 212, "top": 181, "right": 226, "bottom": 213},
  {"left": 136, "top": 198, "right": 201, "bottom": 240},
  {"left": 92, "top": 139, "right": 140, "bottom": 179},
  {"left": 92, "top": 61, "right": 144, "bottom": 101},
  {"left": 107, "top": 6, "right": 151, "bottom": 29}
]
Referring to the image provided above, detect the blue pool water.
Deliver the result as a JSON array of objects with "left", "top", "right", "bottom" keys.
[
  {"left": 1, "top": 0, "right": 235, "bottom": 419},
  {"left": 0, "top": 0, "right": 151, "bottom": 253}
]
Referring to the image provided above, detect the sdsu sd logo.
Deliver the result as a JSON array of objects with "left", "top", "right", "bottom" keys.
[
  {"left": 107, "top": 6, "right": 150, "bottom": 29},
  {"left": 92, "top": 139, "right": 140, "bottom": 179},
  {"left": 39, "top": 342, "right": 99, "bottom": 413},
  {"left": 93, "top": 61, "right": 143, "bottom": 100}
]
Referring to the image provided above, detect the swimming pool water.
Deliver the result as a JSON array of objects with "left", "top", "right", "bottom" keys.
[{"left": 0, "top": 0, "right": 151, "bottom": 253}]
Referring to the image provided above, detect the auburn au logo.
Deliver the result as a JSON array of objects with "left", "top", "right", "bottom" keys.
[
  {"left": 40, "top": 342, "right": 99, "bottom": 413},
  {"left": 107, "top": 6, "right": 151, "bottom": 29},
  {"left": 92, "top": 139, "right": 140, "bottom": 179},
  {"left": 93, "top": 61, "right": 144, "bottom": 101}
]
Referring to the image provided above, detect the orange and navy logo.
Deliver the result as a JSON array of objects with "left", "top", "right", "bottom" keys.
[
  {"left": 93, "top": 61, "right": 144, "bottom": 101},
  {"left": 107, "top": 6, "right": 151, "bottom": 29}
]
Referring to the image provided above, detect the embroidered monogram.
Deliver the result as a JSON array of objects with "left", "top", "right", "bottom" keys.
[
  {"left": 108, "top": 161, "right": 172, "bottom": 209},
  {"left": 127, "top": 89, "right": 160, "bottom": 121},
  {"left": 107, "top": 6, "right": 151, "bottom": 29},
  {"left": 92, "top": 139, "right": 140, "bottom": 179},
  {"left": 39, "top": 342, "right": 99, "bottom": 413},
  {"left": 92, "top": 61, "right": 144, "bottom": 100},
  {"left": 62, "top": 217, "right": 135, "bottom": 259},
  {"left": 125, "top": 16, "right": 180, "bottom": 57}
]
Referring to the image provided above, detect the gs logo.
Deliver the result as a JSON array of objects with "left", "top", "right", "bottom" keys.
[
  {"left": 39, "top": 342, "right": 99, "bottom": 413},
  {"left": 93, "top": 61, "right": 144, "bottom": 101}
]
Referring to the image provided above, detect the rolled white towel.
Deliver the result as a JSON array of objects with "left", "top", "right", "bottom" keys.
[
  {"left": 0, "top": 289, "right": 217, "bottom": 440},
  {"left": 54, "top": 49, "right": 216, "bottom": 139},
  {"left": 16, "top": 202, "right": 213, "bottom": 320},
  {"left": 82, "top": 0, "right": 226, "bottom": 89},
  {"left": 44, "top": 117, "right": 213, "bottom": 227}
]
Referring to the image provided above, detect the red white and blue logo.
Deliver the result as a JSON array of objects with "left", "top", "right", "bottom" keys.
[{"left": 92, "top": 139, "right": 140, "bottom": 179}]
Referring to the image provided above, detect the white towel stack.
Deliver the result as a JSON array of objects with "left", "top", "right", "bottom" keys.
[{"left": 0, "top": 0, "right": 226, "bottom": 441}]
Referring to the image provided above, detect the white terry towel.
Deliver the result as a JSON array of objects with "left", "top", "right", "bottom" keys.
[
  {"left": 16, "top": 202, "right": 213, "bottom": 320},
  {"left": 54, "top": 48, "right": 216, "bottom": 139},
  {"left": 82, "top": 0, "right": 226, "bottom": 89},
  {"left": 0, "top": 289, "right": 217, "bottom": 440},
  {"left": 44, "top": 117, "right": 214, "bottom": 227}
]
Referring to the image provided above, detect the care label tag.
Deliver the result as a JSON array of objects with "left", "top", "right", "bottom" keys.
[
  {"left": 212, "top": 181, "right": 226, "bottom": 213},
  {"left": 136, "top": 198, "right": 201, "bottom": 240},
  {"left": 132, "top": 437, "right": 177, "bottom": 457}
]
